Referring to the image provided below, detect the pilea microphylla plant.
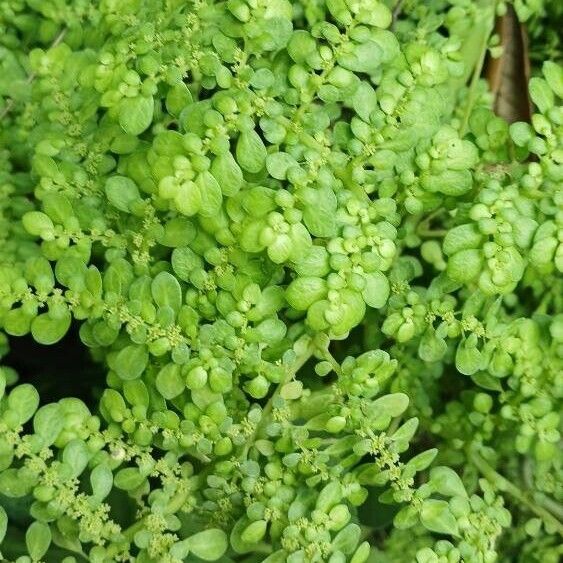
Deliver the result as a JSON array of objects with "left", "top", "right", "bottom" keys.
[{"left": 0, "top": 0, "right": 561, "bottom": 561}]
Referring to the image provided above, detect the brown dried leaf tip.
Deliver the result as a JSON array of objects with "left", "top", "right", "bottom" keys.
[{"left": 485, "top": 4, "right": 533, "bottom": 124}]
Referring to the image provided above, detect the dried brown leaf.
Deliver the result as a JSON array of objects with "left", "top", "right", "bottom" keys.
[{"left": 486, "top": 5, "right": 532, "bottom": 123}]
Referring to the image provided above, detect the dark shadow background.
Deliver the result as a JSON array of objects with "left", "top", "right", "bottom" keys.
[{"left": 3, "top": 323, "right": 105, "bottom": 407}]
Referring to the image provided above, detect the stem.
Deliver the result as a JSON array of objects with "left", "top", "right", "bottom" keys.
[
  {"left": 242, "top": 335, "right": 314, "bottom": 458},
  {"left": 469, "top": 449, "right": 563, "bottom": 535},
  {"left": 533, "top": 492, "right": 563, "bottom": 522},
  {"left": 122, "top": 517, "right": 146, "bottom": 541},
  {"left": 0, "top": 28, "right": 67, "bottom": 121},
  {"left": 459, "top": 1, "right": 499, "bottom": 136},
  {"left": 460, "top": 42, "right": 490, "bottom": 136},
  {"left": 318, "top": 345, "right": 342, "bottom": 376},
  {"left": 334, "top": 160, "right": 372, "bottom": 205},
  {"left": 392, "top": 0, "right": 405, "bottom": 28},
  {"left": 417, "top": 228, "right": 448, "bottom": 238}
]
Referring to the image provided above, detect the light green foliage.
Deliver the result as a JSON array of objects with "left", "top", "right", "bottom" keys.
[{"left": 0, "top": 0, "right": 561, "bottom": 562}]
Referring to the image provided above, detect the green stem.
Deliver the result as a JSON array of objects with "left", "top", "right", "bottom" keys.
[
  {"left": 533, "top": 492, "right": 563, "bottom": 522},
  {"left": 459, "top": 1, "right": 499, "bottom": 136},
  {"left": 392, "top": 0, "right": 404, "bottom": 28},
  {"left": 460, "top": 42, "right": 491, "bottom": 136},
  {"left": 0, "top": 28, "right": 67, "bottom": 121},
  {"left": 417, "top": 228, "right": 448, "bottom": 238},
  {"left": 122, "top": 516, "right": 147, "bottom": 541},
  {"left": 469, "top": 449, "right": 563, "bottom": 535},
  {"left": 242, "top": 335, "right": 314, "bottom": 458},
  {"left": 318, "top": 345, "right": 342, "bottom": 376}
]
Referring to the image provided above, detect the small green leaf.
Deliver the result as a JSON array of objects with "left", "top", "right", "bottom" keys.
[
  {"left": 331, "top": 523, "right": 361, "bottom": 554},
  {"left": 421, "top": 170, "right": 472, "bottom": 196},
  {"left": 361, "top": 271, "right": 390, "bottom": 308},
  {"left": 62, "top": 439, "right": 90, "bottom": 477},
  {"left": 250, "top": 68, "right": 275, "bottom": 90},
  {"left": 429, "top": 466, "right": 468, "bottom": 498},
  {"left": 211, "top": 152, "right": 244, "bottom": 196},
  {"left": 8, "top": 384, "right": 39, "bottom": 425},
  {"left": 542, "top": 61, "right": 563, "bottom": 98},
  {"left": 443, "top": 224, "right": 482, "bottom": 256},
  {"left": 393, "top": 505, "right": 419, "bottom": 529},
  {"left": 31, "top": 310, "right": 71, "bottom": 345},
  {"left": 22, "top": 211, "right": 55, "bottom": 240},
  {"left": 529, "top": 77, "right": 554, "bottom": 114},
  {"left": 362, "top": 1, "right": 392, "bottom": 27},
  {"left": 42, "top": 192, "right": 74, "bottom": 224},
  {"left": 447, "top": 249, "right": 483, "bottom": 283},
  {"left": 55, "top": 256, "right": 87, "bottom": 289},
  {"left": 187, "top": 528, "right": 228, "bottom": 560},
  {"left": 407, "top": 448, "right": 438, "bottom": 471},
  {"left": 33, "top": 404, "right": 64, "bottom": 447},
  {"left": 3, "top": 308, "right": 33, "bottom": 337},
  {"left": 455, "top": 340, "right": 482, "bottom": 375},
  {"left": 420, "top": 499, "right": 459, "bottom": 536},
  {"left": 119, "top": 95, "right": 154, "bottom": 135},
  {"left": 230, "top": 517, "right": 260, "bottom": 554},
  {"left": 0, "top": 468, "right": 33, "bottom": 497},
  {"left": 267, "top": 234, "right": 292, "bottom": 264},
  {"left": 114, "top": 467, "right": 145, "bottom": 491},
  {"left": 159, "top": 217, "right": 197, "bottom": 248},
  {"left": 241, "top": 520, "right": 268, "bottom": 544},
  {"left": 174, "top": 179, "right": 202, "bottom": 216},
  {"left": 391, "top": 417, "right": 419, "bottom": 443},
  {"left": 166, "top": 83, "right": 193, "bottom": 116},
  {"left": 509, "top": 122, "right": 534, "bottom": 147},
  {"left": 338, "top": 40, "right": 383, "bottom": 74},
  {"left": 266, "top": 152, "right": 298, "bottom": 180},
  {"left": 253, "top": 318, "right": 287, "bottom": 345},
  {"left": 236, "top": 130, "right": 266, "bottom": 173},
  {"left": 286, "top": 277, "right": 327, "bottom": 311},
  {"left": 114, "top": 344, "right": 149, "bottom": 380},
  {"left": 123, "top": 379, "right": 150, "bottom": 408},
  {"left": 90, "top": 464, "right": 113, "bottom": 500},
  {"left": 171, "top": 246, "right": 203, "bottom": 281},
  {"left": 287, "top": 30, "right": 317, "bottom": 64},
  {"left": 280, "top": 381, "right": 303, "bottom": 401},
  {"left": 261, "top": 550, "right": 287, "bottom": 563},
  {"left": 151, "top": 271, "right": 182, "bottom": 313},
  {"left": 418, "top": 330, "right": 448, "bottom": 363},
  {"left": 316, "top": 481, "right": 342, "bottom": 512},
  {"left": 156, "top": 363, "right": 184, "bottom": 399},
  {"left": 101, "top": 388, "right": 127, "bottom": 421},
  {"left": 197, "top": 171, "right": 223, "bottom": 216},
  {"left": 352, "top": 82, "right": 378, "bottom": 122},
  {"left": 351, "top": 541, "right": 371, "bottom": 563},
  {"left": 105, "top": 176, "right": 141, "bottom": 212},
  {"left": 370, "top": 393, "right": 409, "bottom": 418},
  {"left": 301, "top": 186, "right": 337, "bottom": 238},
  {"left": 26, "top": 521, "right": 52, "bottom": 561}
]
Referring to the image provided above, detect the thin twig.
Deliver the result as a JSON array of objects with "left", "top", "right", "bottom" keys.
[
  {"left": 392, "top": 0, "right": 405, "bottom": 28},
  {"left": 0, "top": 28, "right": 67, "bottom": 121},
  {"left": 460, "top": 36, "right": 492, "bottom": 137},
  {"left": 470, "top": 449, "right": 563, "bottom": 536},
  {"left": 241, "top": 335, "right": 314, "bottom": 458},
  {"left": 459, "top": 1, "right": 500, "bottom": 136}
]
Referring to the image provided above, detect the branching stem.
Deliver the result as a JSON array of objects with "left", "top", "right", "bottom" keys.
[
  {"left": 241, "top": 335, "right": 314, "bottom": 458},
  {"left": 0, "top": 28, "right": 67, "bottom": 121},
  {"left": 469, "top": 449, "right": 563, "bottom": 536}
]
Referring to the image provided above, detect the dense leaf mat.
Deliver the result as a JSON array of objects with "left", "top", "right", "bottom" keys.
[{"left": 0, "top": 1, "right": 561, "bottom": 562}]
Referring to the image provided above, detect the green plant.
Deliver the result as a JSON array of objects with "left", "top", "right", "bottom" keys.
[{"left": 0, "top": 0, "right": 561, "bottom": 562}]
